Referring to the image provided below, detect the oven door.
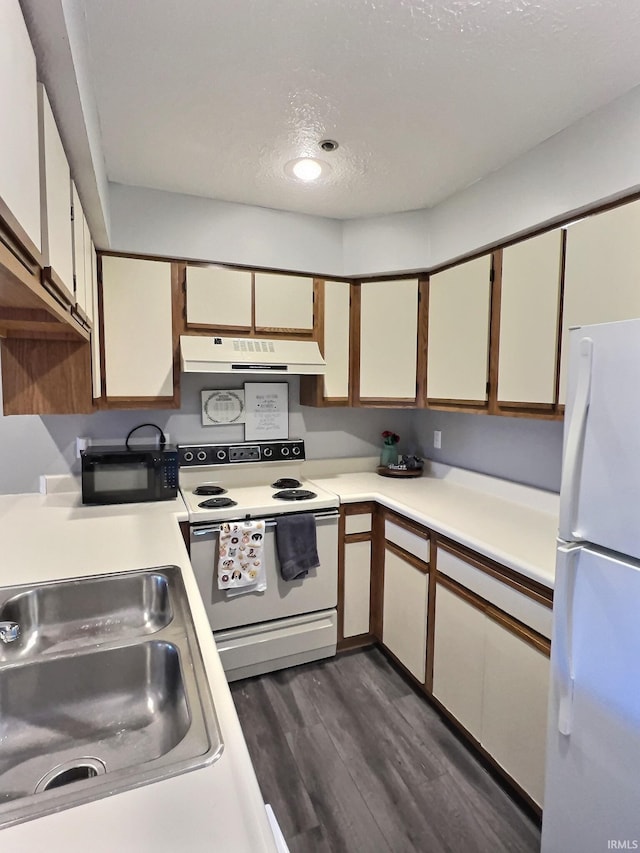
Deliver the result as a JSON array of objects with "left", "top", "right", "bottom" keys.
[{"left": 189, "top": 510, "right": 339, "bottom": 631}]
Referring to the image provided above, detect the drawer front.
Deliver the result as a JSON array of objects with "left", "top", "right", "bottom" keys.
[
  {"left": 385, "top": 520, "right": 430, "bottom": 564},
  {"left": 345, "top": 513, "right": 372, "bottom": 535},
  {"left": 437, "top": 548, "right": 552, "bottom": 639}
]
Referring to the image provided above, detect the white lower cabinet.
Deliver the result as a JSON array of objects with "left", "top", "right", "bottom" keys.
[
  {"left": 432, "top": 584, "right": 485, "bottom": 740},
  {"left": 382, "top": 548, "right": 428, "bottom": 682},
  {"left": 342, "top": 540, "right": 371, "bottom": 638},
  {"left": 481, "top": 618, "right": 550, "bottom": 807},
  {"left": 432, "top": 578, "right": 550, "bottom": 806}
]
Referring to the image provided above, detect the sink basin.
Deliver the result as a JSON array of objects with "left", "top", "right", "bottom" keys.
[
  {"left": 0, "top": 567, "right": 223, "bottom": 829},
  {"left": 0, "top": 570, "right": 173, "bottom": 660}
]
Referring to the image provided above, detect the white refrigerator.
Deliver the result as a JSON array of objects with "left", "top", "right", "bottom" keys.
[{"left": 542, "top": 318, "right": 640, "bottom": 852}]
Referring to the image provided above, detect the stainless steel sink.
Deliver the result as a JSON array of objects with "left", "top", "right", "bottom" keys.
[
  {"left": 0, "top": 566, "right": 223, "bottom": 829},
  {"left": 0, "top": 570, "right": 172, "bottom": 660}
]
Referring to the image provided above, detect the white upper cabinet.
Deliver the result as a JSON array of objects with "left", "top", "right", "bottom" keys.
[
  {"left": 101, "top": 256, "right": 174, "bottom": 399},
  {"left": 359, "top": 279, "right": 418, "bottom": 401},
  {"left": 498, "top": 230, "right": 562, "bottom": 405},
  {"left": 254, "top": 273, "right": 314, "bottom": 332},
  {"left": 72, "top": 182, "right": 90, "bottom": 320},
  {"left": 322, "top": 280, "right": 350, "bottom": 400},
  {"left": 0, "top": 0, "right": 41, "bottom": 252},
  {"left": 186, "top": 266, "right": 252, "bottom": 330},
  {"left": 38, "top": 84, "right": 74, "bottom": 301},
  {"left": 90, "top": 248, "right": 101, "bottom": 399},
  {"left": 83, "top": 216, "right": 95, "bottom": 326},
  {"left": 560, "top": 200, "right": 640, "bottom": 403},
  {"left": 427, "top": 255, "right": 492, "bottom": 403}
]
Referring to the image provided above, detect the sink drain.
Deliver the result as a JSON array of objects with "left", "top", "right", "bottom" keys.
[{"left": 35, "top": 758, "right": 106, "bottom": 794}]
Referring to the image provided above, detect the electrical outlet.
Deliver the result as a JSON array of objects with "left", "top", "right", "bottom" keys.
[
  {"left": 433, "top": 430, "right": 442, "bottom": 450},
  {"left": 76, "top": 437, "right": 89, "bottom": 459}
]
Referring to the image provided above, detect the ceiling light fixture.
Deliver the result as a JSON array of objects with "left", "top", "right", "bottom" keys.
[{"left": 291, "top": 158, "right": 323, "bottom": 181}]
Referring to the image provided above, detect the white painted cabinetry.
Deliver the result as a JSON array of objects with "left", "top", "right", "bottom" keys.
[
  {"left": 37, "top": 84, "right": 74, "bottom": 302},
  {"left": 498, "top": 230, "right": 562, "bottom": 405},
  {"left": 560, "top": 200, "right": 640, "bottom": 402},
  {"left": 359, "top": 279, "right": 418, "bottom": 401},
  {"left": 254, "top": 273, "right": 314, "bottom": 332},
  {"left": 0, "top": 0, "right": 41, "bottom": 252},
  {"left": 186, "top": 266, "right": 252, "bottom": 330},
  {"left": 322, "top": 280, "right": 350, "bottom": 400},
  {"left": 343, "top": 540, "right": 372, "bottom": 638},
  {"left": 101, "top": 256, "right": 174, "bottom": 400},
  {"left": 382, "top": 548, "right": 428, "bottom": 682},
  {"left": 432, "top": 584, "right": 485, "bottom": 740},
  {"left": 71, "top": 182, "right": 92, "bottom": 322},
  {"left": 427, "top": 255, "right": 492, "bottom": 402}
]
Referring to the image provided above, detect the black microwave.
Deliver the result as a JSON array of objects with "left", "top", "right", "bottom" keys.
[{"left": 81, "top": 445, "right": 178, "bottom": 505}]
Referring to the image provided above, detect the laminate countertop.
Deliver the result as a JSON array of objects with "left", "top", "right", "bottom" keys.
[
  {"left": 0, "top": 491, "right": 278, "bottom": 853},
  {"left": 306, "top": 461, "right": 559, "bottom": 589}
]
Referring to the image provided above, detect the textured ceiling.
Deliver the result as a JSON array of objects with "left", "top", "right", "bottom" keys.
[{"left": 82, "top": 0, "right": 640, "bottom": 219}]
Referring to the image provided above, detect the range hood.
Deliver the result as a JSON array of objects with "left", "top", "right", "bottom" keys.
[{"left": 180, "top": 335, "right": 326, "bottom": 375}]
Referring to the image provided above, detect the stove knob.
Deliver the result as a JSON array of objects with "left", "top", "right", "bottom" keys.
[
  {"left": 292, "top": 446, "right": 301, "bottom": 456},
  {"left": 216, "top": 449, "right": 227, "bottom": 461},
  {"left": 281, "top": 446, "right": 290, "bottom": 457},
  {"left": 183, "top": 450, "right": 194, "bottom": 463},
  {"left": 197, "top": 450, "right": 207, "bottom": 462},
  {"left": 263, "top": 447, "right": 273, "bottom": 458}
]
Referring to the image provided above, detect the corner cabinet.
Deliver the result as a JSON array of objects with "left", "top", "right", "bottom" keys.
[
  {"left": 300, "top": 279, "right": 351, "bottom": 407},
  {"left": 356, "top": 278, "right": 419, "bottom": 406},
  {"left": 99, "top": 255, "right": 179, "bottom": 408},
  {"left": 427, "top": 255, "right": 492, "bottom": 407},
  {"left": 380, "top": 515, "right": 430, "bottom": 682}
]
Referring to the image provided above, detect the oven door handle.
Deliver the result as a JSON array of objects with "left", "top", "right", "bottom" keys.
[{"left": 191, "top": 509, "right": 339, "bottom": 536}]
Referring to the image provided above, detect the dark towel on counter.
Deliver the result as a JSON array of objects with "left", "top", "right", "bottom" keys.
[{"left": 275, "top": 513, "right": 320, "bottom": 581}]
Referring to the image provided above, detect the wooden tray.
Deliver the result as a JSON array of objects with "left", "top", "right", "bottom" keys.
[{"left": 376, "top": 466, "right": 423, "bottom": 478}]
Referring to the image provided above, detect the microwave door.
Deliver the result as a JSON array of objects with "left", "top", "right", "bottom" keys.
[{"left": 83, "top": 456, "right": 152, "bottom": 504}]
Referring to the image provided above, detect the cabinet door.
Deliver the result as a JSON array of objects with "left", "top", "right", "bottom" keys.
[
  {"left": 71, "top": 182, "right": 90, "bottom": 320},
  {"left": 559, "top": 200, "right": 640, "bottom": 403},
  {"left": 481, "top": 618, "right": 550, "bottom": 807},
  {"left": 432, "top": 583, "right": 486, "bottom": 740},
  {"left": 323, "top": 280, "right": 350, "bottom": 400},
  {"left": 343, "top": 540, "right": 371, "bottom": 638},
  {"left": 38, "top": 84, "right": 74, "bottom": 302},
  {"left": 427, "top": 256, "right": 492, "bottom": 403},
  {"left": 83, "top": 219, "right": 95, "bottom": 326},
  {"left": 90, "top": 248, "right": 101, "bottom": 399},
  {"left": 359, "top": 279, "right": 418, "bottom": 401},
  {"left": 254, "top": 273, "right": 314, "bottom": 332},
  {"left": 498, "top": 231, "right": 562, "bottom": 405},
  {"left": 186, "top": 266, "right": 252, "bottom": 331},
  {"left": 382, "top": 548, "right": 428, "bottom": 681},
  {"left": 101, "top": 256, "right": 175, "bottom": 400},
  {"left": 0, "top": 0, "right": 41, "bottom": 253}
]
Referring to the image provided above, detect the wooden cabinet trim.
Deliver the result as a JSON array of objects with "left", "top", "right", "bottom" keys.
[
  {"left": 385, "top": 540, "right": 429, "bottom": 574},
  {"left": 384, "top": 508, "right": 430, "bottom": 540},
  {"left": 436, "top": 573, "right": 550, "bottom": 656},
  {"left": 416, "top": 277, "right": 429, "bottom": 407},
  {"left": 487, "top": 250, "right": 502, "bottom": 416},
  {"left": 349, "top": 282, "right": 362, "bottom": 406},
  {"left": 344, "top": 531, "right": 371, "bottom": 544},
  {"left": 0, "top": 196, "right": 42, "bottom": 270},
  {"left": 553, "top": 228, "right": 567, "bottom": 407},
  {"left": 344, "top": 501, "right": 377, "bottom": 515},
  {"left": 435, "top": 536, "right": 553, "bottom": 607}
]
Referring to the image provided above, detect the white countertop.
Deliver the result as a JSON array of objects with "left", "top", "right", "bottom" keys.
[
  {"left": 0, "top": 491, "right": 278, "bottom": 853},
  {"left": 306, "top": 461, "right": 559, "bottom": 588}
]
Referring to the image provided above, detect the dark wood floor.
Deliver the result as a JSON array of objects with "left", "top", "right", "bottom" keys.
[{"left": 230, "top": 647, "right": 541, "bottom": 853}]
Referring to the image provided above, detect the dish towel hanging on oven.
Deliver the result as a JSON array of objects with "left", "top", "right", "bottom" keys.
[
  {"left": 218, "top": 519, "right": 266, "bottom": 596},
  {"left": 275, "top": 513, "right": 319, "bottom": 581}
]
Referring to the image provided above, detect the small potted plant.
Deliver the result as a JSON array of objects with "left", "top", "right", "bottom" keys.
[{"left": 380, "top": 430, "right": 400, "bottom": 467}]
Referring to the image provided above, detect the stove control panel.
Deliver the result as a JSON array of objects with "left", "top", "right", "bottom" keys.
[{"left": 178, "top": 439, "right": 305, "bottom": 466}]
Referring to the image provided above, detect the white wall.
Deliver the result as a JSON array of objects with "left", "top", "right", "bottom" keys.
[
  {"left": 109, "top": 183, "right": 345, "bottom": 277},
  {"left": 0, "top": 371, "right": 414, "bottom": 494}
]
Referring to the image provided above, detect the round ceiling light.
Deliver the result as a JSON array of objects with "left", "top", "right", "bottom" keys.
[{"left": 287, "top": 157, "right": 324, "bottom": 182}]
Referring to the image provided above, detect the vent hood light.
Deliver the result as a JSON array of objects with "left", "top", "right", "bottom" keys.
[{"left": 180, "top": 336, "right": 326, "bottom": 375}]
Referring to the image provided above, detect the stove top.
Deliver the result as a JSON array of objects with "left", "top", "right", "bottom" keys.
[
  {"left": 273, "top": 489, "right": 317, "bottom": 501},
  {"left": 193, "top": 484, "right": 227, "bottom": 496},
  {"left": 178, "top": 440, "right": 339, "bottom": 523}
]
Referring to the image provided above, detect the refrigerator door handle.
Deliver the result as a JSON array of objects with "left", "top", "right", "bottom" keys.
[
  {"left": 559, "top": 337, "right": 593, "bottom": 541},
  {"left": 555, "top": 544, "right": 580, "bottom": 735}
]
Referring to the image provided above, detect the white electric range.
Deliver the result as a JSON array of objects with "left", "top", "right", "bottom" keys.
[{"left": 179, "top": 440, "right": 340, "bottom": 681}]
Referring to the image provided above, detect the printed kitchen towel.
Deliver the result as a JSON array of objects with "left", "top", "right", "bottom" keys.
[
  {"left": 275, "top": 513, "right": 319, "bottom": 581},
  {"left": 218, "top": 519, "right": 266, "bottom": 595}
]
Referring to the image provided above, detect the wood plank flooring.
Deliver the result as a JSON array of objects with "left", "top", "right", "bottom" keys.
[{"left": 230, "top": 647, "right": 541, "bottom": 853}]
